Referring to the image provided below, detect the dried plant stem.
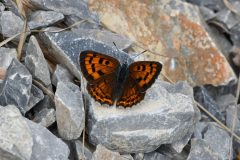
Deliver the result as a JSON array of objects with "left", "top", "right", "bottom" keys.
[
  {"left": 223, "top": 0, "right": 240, "bottom": 17},
  {"left": 32, "top": 79, "right": 54, "bottom": 100},
  {"left": 17, "top": 20, "right": 27, "bottom": 59}
]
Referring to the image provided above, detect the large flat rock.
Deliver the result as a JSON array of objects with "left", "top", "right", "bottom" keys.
[{"left": 87, "top": 81, "right": 196, "bottom": 153}]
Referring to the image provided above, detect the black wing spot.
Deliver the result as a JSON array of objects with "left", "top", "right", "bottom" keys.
[
  {"left": 142, "top": 65, "right": 146, "bottom": 71},
  {"left": 105, "top": 60, "right": 110, "bottom": 65},
  {"left": 137, "top": 78, "right": 142, "bottom": 82},
  {"left": 98, "top": 70, "right": 105, "bottom": 76},
  {"left": 99, "top": 58, "right": 104, "bottom": 64},
  {"left": 89, "top": 57, "right": 93, "bottom": 64},
  {"left": 91, "top": 64, "right": 95, "bottom": 72},
  {"left": 137, "top": 66, "right": 141, "bottom": 70},
  {"left": 144, "top": 73, "right": 149, "bottom": 80}
]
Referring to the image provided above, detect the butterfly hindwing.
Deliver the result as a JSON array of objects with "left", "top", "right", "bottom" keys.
[
  {"left": 80, "top": 51, "right": 120, "bottom": 83},
  {"left": 116, "top": 61, "right": 162, "bottom": 107}
]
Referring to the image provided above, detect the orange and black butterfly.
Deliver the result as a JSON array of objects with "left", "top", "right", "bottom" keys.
[{"left": 79, "top": 51, "right": 162, "bottom": 107}]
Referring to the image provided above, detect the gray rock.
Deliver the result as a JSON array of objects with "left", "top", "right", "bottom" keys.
[
  {"left": 52, "top": 64, "right": 74, "bottom": 87},
  {"left": 204, "top": 124, "right": 232, "bottom": 159},
  {"left": 143, "top": 152, "right": 171, "bottom": 160},
  {"left": 28, "top": 10, "right": 64, "bottom": 29},
  {"left": 226, "top": 105, "right": 240, "bottom": 135},
  {"left": 0, "top": 58, "right": 32, "bottom": 114},
  {"left": 29, "top": 0, "right": 98, "bottom": 22},
  {"left": 186, "top": 0, "right": 225, "bottom": 12},
  {"left": 192, "top": 122, "right": 232, "bottom": 159},
  {"left": 72, "top": 28, "right": 133, "bottom": 50},
  {"left": 55, "top": 81, "right": 85, "bottom": 140},
  {"left": 199, "top": 6, "right": 216, "bottom": 21},
  {"left": 91, "top": 144, "right": 125, "bottom": 160},
  {"left": 133, "top": 153, "right": 144, "bottom": 160},
  {"left": 75, "top": 140, "right": 93, "bottom": 160},
  {"left": 27, "top": 84, "right": 44, "bottom": 111},
  {"left": 65, "top": 15, "right": 99, "bottom": 29},
  {"left": 88, "top": 81, "right": 195, "bottom": 153},
  {"left": 187, "top": 138, "right": 221, "bottom": 160},
  {"left": 0, "top": 2, "right": 5, "bottom": 13},
  {"left": 38, "top": 28, "right": 132, "bottom": 79},
  {"left": 0, "top": 47, "right": 17, "bottom": 83},
  {"left": 26, "top": 119, "right": 70, "bottom": 160},
  {"left": 0, "top": 105, "right": 33, "bottom": 160},
  {"left": 216, "top": 94, "right": 235, "bottom": 112},
  {"left": 0, "top": 11, "right": 25, "bottom": 39},
  {"left": 25, "top": 35, "right": 51, "bottom": 88},
  {"left": 33, "top": 95, "right": 56, "bottom": 127}
]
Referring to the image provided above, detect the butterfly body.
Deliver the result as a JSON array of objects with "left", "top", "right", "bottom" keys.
[{"left": 79, "top": 50, "right": 162, "bottom": 107}]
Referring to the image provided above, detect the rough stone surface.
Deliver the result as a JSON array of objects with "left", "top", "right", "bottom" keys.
[
  {"left": 72, "top": 28, "right": 133, "bottom": 50},
  {"left": 187, "top": 138, "right": 221, "bottom": 160},
  {"left": 0, "top": 2, "right": 5, "bottom": 12},
  {"left": 33, "top": 95, "right": 56, "bottom": 127},
  {"left": 89, "top": 0, "right": 236, "bottom": 86},
  {"left": 26, "top": 119, "right": 70, "bottom": 160},
  {"left": 29, "top": 0, "right": 98, "bottom": 22},
  {"left": 55, "top": 81, "right": 85, "bottom": 140},
  {"left": 38, "top": 29, "right": 132, "bottom": 79},
  {"left": 75, "top": 140, "right": 93, "bottom": 160},
  {"left": 91, "top": 144, "right": 126, "bottom": 160},
  {"left": 52, "top": 64, "right": 74, "bottom": 87},
  {"left": 226, "top": 105, "right": 240, "bottom": 135},
  {"left": 28, "top": 10, "right": 64, "bottom": 29},
  {"left": 88, "top": 81, "right": 195, "bottom": 153},
  {"left": 0, "top": 47, "right": 17, "bottom": 82},
  {"left": 27, "top": 84, "right": 44, "bottom": 112},
  {"left": 25, "top": 35, "right": 51, "bottom": 88},
  {"left": 0, "top": 105, "right": 33, "bottom": 160},
  {"left": 0, "top": 11, "right": 25, "bottom": 39},
  {"left": 143, "top": 152, "right": 171, "bottom": 160},
  {"left": 0, "top": 58, "right": 32, "bottom": 114}
]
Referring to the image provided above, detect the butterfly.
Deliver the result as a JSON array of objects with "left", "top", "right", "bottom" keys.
[{"left": 79, "top": 50, "right": 162, "bottom": 107}]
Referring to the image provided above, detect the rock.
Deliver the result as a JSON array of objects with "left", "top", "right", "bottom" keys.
[
  {"left": 214, "top": 2, "right": 240, "bottom": 29},
  {"left": 28, "top": 10, "right": 64, "bottom": 29},
  {"left": 25, "top": 35, "right": 51, "bottom": 89},
  {"left": 72, "top": 28, "right": 133, "bottom": 50},
  {"left": 186, "top": 0, "right": 225, "bottom": 12},
  {"left": 194, "top": 86, "right": 225, "bottom": 122},
  {"left": 38, "top": 29, "right": 132, "bottom": 79},
  {"left": 199, "top": 6, "right": 216, "bottom": 21},
  {"left": 192, "top": 122, "right": 232, "bottom": 159},
  {"left": 65, "top": 15, "right": 99, "bottom": 29},
  {"left": 187, "top": 138, "right": 221, "bottom": 160},
  {"left": 0, "top": 11, "right": 26, "bottom": 39},
  {"left": 26, "top": 119, "right": 70, "bottom": 160},
  {"left": 52, "top": 64, "right": 74, "bottom": 87},
  {"left": 27, "top": 84, "right": 44, "bottom": 111},
  {"left": 157, "top": 144, "right": 189, "bottom": 160},
  {"left": 0, "top": 2, "right": 5, "bottom": 12},
  {"left": 216, "top": 94, "right": 235, "bottom": 112},
  {"left": 133, "top": 153, "right": 144, "bottom": 160},
  {"left": 88, "top": 81, "right": 195, "bottom": 153},
  {"left": 0, "top": 58, "right": 32, "bottom": 114},
  {"left": 0, "top": 105, "right": 33, "bottom": 160},
  {"left": 32, "top": 95, "right": 56, "bottom": 127},
  {"left": 226, "top": 105, "right": 240, "bottom": 135},
  {"left": 91, "top": 144, "right": 125, "bottom": 160},
  {"left": 0, "top": 47, "right": 17, "bottom": 82},
  {"left": 143, "top": 152, "right": 171, "bottom": 160},
  {"left": 89, "top": 0, "right": 236, "bottom": 86},
  {"left": 29, "top": 0, "right": 98, "bottom": 22},
  {"left": 75, "top": 140, "right": 93, "bottom": 160},
  {"left": 55, "top": 81, "right": 85, "bottom": 140}
]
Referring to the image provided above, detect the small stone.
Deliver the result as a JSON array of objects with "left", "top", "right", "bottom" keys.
[
  {"left": 72, "top": 28, "right": 133, "bottom": 50},
  {"left": 216, "top": 94, "right": 235, "bottom": 112},
  {"left": 0, "top": 2, "right": 5, "bottom": 12},
  {"left": 0, "top": 47, "right": 17, "bottom": 82},
  {"left": 26, "top": 119, "right": 70, "bottom": 160},
  {"left": 88, "top": 81, "right": 195, "bottom": 153},
  {"left": 226, "top": 105, "right": 240, "bottom": 135},
  {"left": 29, "top": 0, "right": 98, "bottom": 21},
  {"left": 133, "top": 153, "right": 144, "bottom": 160},
  {"left": 0, "top": 58, "right": 32, "bottom": 114},
  {"left": 0, "top": 105, "right": 33, "bottom": 160},
  {"left": 0, "top": 11, "right": 26, "bottom": 39},
  {"left": 28, "top": 10, "right": 64, "bottom": 29},
  {"left": 52, "top": 64, "right": 74, "bottom": 87},
  {"left": 186, "top": 0, "right": 225, "bottom": 12},
  {"left": 25, "top": 35, "right": 51, "bottom": 88},
  {"left": 143, "top": 152, "right": 171, "bottom": 160},
  {"left": 75, "top": 140, "right": 93, "bottom": 160},
  {"left": 91, "top": 144, "right": 125, "bottom": 160},
  {"left": 199, "top": 6, "right": 216, "bottom": 21},
  {"left": 187, "top": 138, "right": 221, "bottom": 160},
  {"left": 27, "top": 84, "right": 44, "bottom": 111},
  {"left": 32, "top": 95, "right": 56, "bottom": 127},
  {"left": 55, "top": 81, "right": 85, "bottom": 140}
]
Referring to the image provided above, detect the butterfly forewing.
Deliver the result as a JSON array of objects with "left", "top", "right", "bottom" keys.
[
  {"left": 80, "top": 51, "right": 120, "bottom": 83},
  {"left": 80, "top": 51, "right": 120, "bottom": 105},
  {"left": 116, "top": 61, "right": 162, "bottom": 107}
]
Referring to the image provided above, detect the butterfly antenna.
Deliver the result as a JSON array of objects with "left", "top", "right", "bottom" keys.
[{"left": 132, "top": 50, "right": 147, "bottom": 59}]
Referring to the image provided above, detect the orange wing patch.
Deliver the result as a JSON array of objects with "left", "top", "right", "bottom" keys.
[
  {"left": 129, "top": 61, "right": 162, "bottom": 91},
  {"left": 80, "top": 51, "right": 120, "bottom": 83}
]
